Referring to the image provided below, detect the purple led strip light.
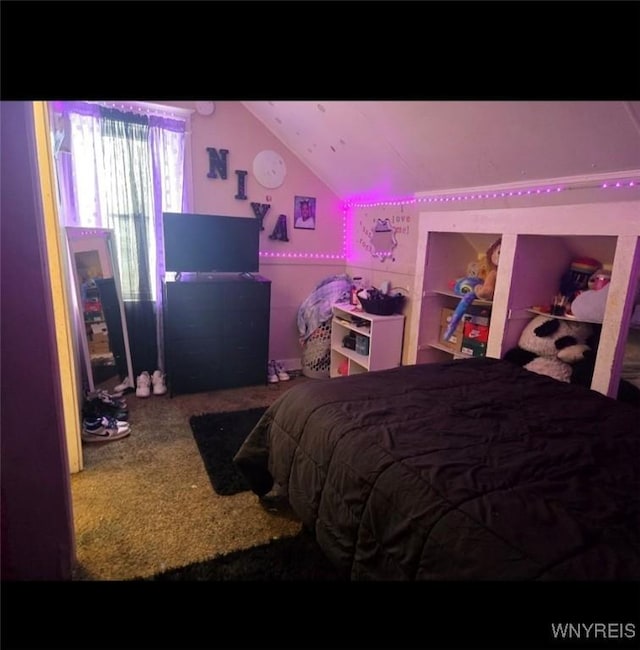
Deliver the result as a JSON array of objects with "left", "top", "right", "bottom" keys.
[
  {"left": 260, "top": 204, "right": 349, "bottom": 260},
  {"left": 344, "top": 179, "right": 639, "bottom": 208},
  {"left": 260, "top": 180, "right": 638, "bottom": 259}
]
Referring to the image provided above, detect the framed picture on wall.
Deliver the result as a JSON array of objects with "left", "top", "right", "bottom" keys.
[{"left": 294, "top": 196, "right": 316, "bottom": 230}]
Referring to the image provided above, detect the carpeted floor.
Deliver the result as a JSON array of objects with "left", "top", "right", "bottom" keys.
[
  {"left": 142, "top": 527, "right": 347, "bottom": 581},
  {"left": 70, "top": 373, "right": 312, "bottom": 581},
  {"left": 189, "top": 406, "right": 268, "bottom": 495}
]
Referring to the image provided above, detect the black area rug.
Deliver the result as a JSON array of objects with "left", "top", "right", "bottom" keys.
[
  {"left": 144, "top": 529, "right": 347, "bottom": 581},
  {"left": 189, "top": 406, "right": 267, "bottom": 496}
]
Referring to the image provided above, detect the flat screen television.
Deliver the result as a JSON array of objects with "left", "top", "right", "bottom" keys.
[{"left": 163, "top": 212, "right": 260, "bottom": 274}]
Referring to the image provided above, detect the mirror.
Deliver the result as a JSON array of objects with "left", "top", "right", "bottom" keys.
[
  {"left": 370, "top": 218, "right": 398, "bottom": 262},
  {"left": 65, "top": 227, "right": 134, "bottom": 394}
]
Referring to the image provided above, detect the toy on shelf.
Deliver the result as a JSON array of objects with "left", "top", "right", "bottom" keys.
[
  {"left": 442, "top": 239, "right": 500, "bottom": 343},
  {"left": 559, "top": 256, "right": 601, "bottom": 306},
  {"left": 473, "top": 238, "right": 501, "bottom": 301},
  {"left": 442, "top": 277, "right": 483, "bottom": 341},
  {"left": 503, "top": 314, "right": 594, "bottom": 383}
]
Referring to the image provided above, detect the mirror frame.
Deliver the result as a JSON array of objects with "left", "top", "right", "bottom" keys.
[{"left": 65, "top": 227, "right": 134, "bottom": 393}]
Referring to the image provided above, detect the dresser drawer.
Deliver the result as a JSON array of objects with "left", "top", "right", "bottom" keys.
[
  {"left": 223, "top": 281, "right": 270, "bottom": 311},
  {"left": 165, "top": 311, "right": 223, "bottom": 342},
  {"left": 164, "top": 282, "right": 225, "bottom": 313}
]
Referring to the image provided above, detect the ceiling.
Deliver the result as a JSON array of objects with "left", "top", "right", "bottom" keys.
[{"left": 241, "top": 101, "right": 640, "bottom": 201}]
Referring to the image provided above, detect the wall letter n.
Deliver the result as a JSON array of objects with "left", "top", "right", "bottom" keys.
[{"left": 206, "top": 148, "right": 229, "bottom": 180}]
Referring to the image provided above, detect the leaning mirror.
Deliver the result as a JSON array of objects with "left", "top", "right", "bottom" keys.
[{"left": 65, "top": 227, "right": 134, "bottom": 394}]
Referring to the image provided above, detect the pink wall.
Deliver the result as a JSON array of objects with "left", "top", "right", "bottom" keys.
[{"left": 163, "top": 101, "right": 346, "bottom": 366}]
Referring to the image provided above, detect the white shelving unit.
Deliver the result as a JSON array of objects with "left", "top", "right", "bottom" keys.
[
  {"left": 330, "top": 303, "right": 405, "bottom": 378},
  {"left": 406, "top": 201, "right": 640, "bottom": 398}
]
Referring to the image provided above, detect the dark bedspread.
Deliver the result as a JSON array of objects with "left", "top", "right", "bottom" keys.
[{"left": 234, "top": 357, "right": 640, "bottom": 580}]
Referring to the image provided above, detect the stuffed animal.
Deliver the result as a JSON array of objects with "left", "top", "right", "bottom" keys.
[
  {"left": 474, "top": 238, "right": 501, "bottom": 301},
  {"left": 442, "top": 276, "right": 483, "bottom": 341},
  {"left": 503, "top": 314, "right": 594, "bottom": 383}
]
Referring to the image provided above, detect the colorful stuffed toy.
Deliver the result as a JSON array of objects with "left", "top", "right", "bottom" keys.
[
  {"left": 443, "top": 239, "right": 500, "bottom": 342},
  {"left": 442, "top": 277, "right": 483, "bottom": 341}
]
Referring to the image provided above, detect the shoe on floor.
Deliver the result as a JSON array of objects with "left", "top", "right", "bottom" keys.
[
  {"left": 274, "top": 360, "right": 290, "bottom": 381},
  {"left": 136, "top": 371, "right": 151, "bottom": 398},
  {"left": 267, "top": 360, "right": 279, "bottom": 383},
  {"left": 151, "top": 369, "right": 167, "bottom": 395},
  {"left": 82, "top": 416, "right": 131, "bottom": 443},
  {"left": 113, "top": 376, "right": 134, "bottom": 395}
]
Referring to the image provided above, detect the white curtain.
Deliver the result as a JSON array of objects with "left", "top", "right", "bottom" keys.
[{"left": 51, "top": 101, "right": 188, "bottom": 372}]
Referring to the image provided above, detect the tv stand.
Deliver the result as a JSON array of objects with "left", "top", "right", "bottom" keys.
[{"left": 162, "top": 275, "right": 271, "bottom": 395}]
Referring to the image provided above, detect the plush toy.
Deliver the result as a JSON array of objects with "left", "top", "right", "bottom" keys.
[
  {"left": 442, "top": 276, "right": 483, "bottom": 341},
  {"left": 474, "top": 238, "right": 501, "bottom": 301},
  {"left": 466, "top": 253, "right": 488, "bottom": 281},
  {"left": 503, "top": 314, "right": 594, "bottom": 383}
]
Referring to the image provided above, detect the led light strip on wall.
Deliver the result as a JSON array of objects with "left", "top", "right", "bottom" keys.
[
  {"left": 260, "top": 205, "right": 349, "bottom": 260},
  {"left": 260, "top": 251, "right": 343, "bottom": 259},
  {"left": 344, "top": 178, "right": 639, "bottom": 208}
]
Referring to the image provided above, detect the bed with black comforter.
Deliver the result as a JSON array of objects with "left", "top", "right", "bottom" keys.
[{"left": 234, "top": 357, "right": 640, "bottom": 580}]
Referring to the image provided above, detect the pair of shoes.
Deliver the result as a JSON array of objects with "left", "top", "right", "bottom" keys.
[
  {"left": 83, "top": 391, "right": 129, "bottom": 421},
  {"left": 267, "top": 360, "right": 290, "bottom": 383},
  {"left": 136, "top": 370, "right": 167, "bottom": 397},
  {"left": 81, "top": 416, "right": 131, "bottom": 443}
]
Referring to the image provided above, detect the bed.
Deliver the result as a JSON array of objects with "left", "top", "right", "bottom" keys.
[{"left": 234, "top": 357, "right": 640, "bottom": 581}]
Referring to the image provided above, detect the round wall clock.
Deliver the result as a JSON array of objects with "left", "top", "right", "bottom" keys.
[
  {"left": 252, "top": 150, "right": 287, "bottom": 189},
  {"left": 195, "top": 101, "right": 216, "bottom": 116}
]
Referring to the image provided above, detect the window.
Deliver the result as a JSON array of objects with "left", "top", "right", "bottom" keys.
[{"left": 50, "top": 100, "right": 190, "bottom": 301}]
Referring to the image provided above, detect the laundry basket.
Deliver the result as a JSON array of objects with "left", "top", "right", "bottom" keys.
[{"left": 301, "top": 319, "right": 332, "bottom": 378}]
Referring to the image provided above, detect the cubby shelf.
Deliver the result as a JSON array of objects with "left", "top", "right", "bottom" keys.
[
  {"left": 330, "top": 303, "right": 405, "bottom": 378},
  {"left": 407, "top": 201, "right": 640, "bottom": 398}
]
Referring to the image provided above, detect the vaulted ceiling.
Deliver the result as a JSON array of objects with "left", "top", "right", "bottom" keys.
[{"left": 241, "top": 101, "right": 640, "bottom": 201}]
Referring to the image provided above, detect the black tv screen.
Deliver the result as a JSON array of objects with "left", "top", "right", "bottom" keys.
[{"left": 163, "top": 212, "right": 260, "bottom": 273}]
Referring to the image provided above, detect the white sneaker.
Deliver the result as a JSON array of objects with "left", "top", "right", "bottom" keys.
[
  {"left": 136, "top": 371, "right": 151, "bottom": 398},
  {"left": 267, "top": 360, "right": 279, "bottom": 383},
  {"left": 274, "top": 360, "right": 290, "bottom": 381},
  {"left": 151, "top": 369, "right": 167, "bottom": 395},
  {"left": 113, "top": 375, "right": 133, "bottom": 395}
]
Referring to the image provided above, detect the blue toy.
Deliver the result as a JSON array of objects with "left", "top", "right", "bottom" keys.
[{"left": 442, "top": 277, "right": 483, "bottom": 341}]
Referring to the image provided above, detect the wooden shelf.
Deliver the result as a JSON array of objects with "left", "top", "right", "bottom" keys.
[
  {"left": 526, "top": 308, "right": 603, "bottom": 325},
  {"left": 432, "top": 289, "right": 493, "bottom": 307},
  {"left": 330, "top": 303, "right": 405, "bottom": 377},
  {"left": 407, "top": 202, "right": 640, "bottom": 398},
  {"left": 426, "top": 341, "right": 469, "bottom": 359}
]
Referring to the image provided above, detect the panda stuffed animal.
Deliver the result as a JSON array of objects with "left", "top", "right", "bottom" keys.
[{"left": 503, "top": 314, "right": 594, "bottom": 384}]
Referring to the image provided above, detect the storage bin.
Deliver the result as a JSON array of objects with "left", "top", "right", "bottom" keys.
[
  {"left": 355, "top": 334, "right": 370, "bottom": 356},
  {"left": 359, "top": 294, "right": 405, "bottom": 316},
  {"left": 301, "top": 319, "right": 332, "bottom": 378}
]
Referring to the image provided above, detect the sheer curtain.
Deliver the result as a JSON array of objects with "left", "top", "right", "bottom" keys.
[{"left": 51, "top": 101, "right": 188, "bottom": 377}]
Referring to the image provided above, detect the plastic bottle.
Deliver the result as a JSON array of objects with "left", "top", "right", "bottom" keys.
[{"left": 351, "top": 277, "right": 363, "bottom": 306}]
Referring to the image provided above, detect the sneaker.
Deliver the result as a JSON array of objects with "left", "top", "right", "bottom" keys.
[
  {"left": 81, "top": 416, "right": 130, "bottom": 443},
  {"left": 82, "top": 399, "right": 129, "bottom": 422},
  {"left": 85, "top": 389, "right": 127, "bottom": 409},
  {"left": 113, "top": 375, "right": 134, "bottom": 395},
  {"left": 267, "top": 360, "right": 279, "bottom": 383},
  {"left": 274, "top": 360, "right": 290, "bottom": 381},
  {"left": 151, "top": 370, "right": 167, "bottom": 395},
  {"left": 136, "top": 371, "right": 151, "bottom": 398}
]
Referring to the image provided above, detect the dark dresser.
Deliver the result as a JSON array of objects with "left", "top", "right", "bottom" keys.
[{"left": 163, "top": 274, "right": 271, "bottom": 395}]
